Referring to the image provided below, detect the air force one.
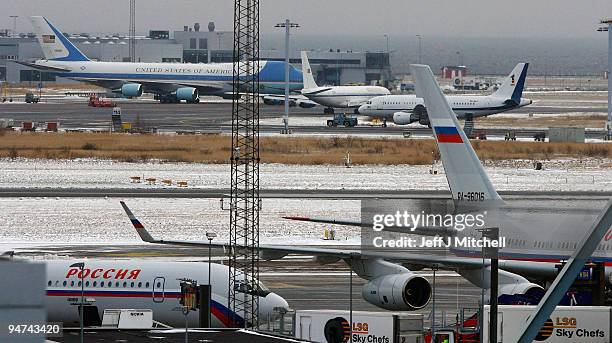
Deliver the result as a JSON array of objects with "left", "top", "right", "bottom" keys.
[
  {"left": 22, "top": 16, "right": 303, "bottom": 103},
  {"left": 125, "top": 64, "right": 610, "bottom": 314},
  {"left": 358, "top": 63, "right": 533, "bottom": 126}
]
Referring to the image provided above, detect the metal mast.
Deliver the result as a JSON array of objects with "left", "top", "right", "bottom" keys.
[
  {"left": 129, "top": 0, "right": 136, "bottom": 62},
  {"left": 228, "top": 0, "right": 260, "bottom": 329}
]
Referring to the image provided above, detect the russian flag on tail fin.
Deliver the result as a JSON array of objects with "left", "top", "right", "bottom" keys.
[
  {"left": 434, "top": 126, "right": 463, "bottom": 143},
  {"left": 120, "top": 201, "right": 155, "bottom": 242}
]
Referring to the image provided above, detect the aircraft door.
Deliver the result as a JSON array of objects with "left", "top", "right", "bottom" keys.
[
  {"left": 299, "top": 316, "right": 312, "bottom": 340},
  {"left": 152, "top": 277, "right": 165, "bottom": 303}
]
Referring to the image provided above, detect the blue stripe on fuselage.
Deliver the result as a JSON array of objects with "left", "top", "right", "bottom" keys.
[{"left": 56, "top": 61, "right": 303, "bottom": 85}]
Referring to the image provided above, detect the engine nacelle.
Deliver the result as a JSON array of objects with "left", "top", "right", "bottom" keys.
[
  {"left": 362, "top": 273, "right": 431, "bottom": 311},
  {"left": 263, "top": 96, "right": 283, "bottom": 105},
  {"left": 121, "top": 83, "right": 143, "bottom": 98},
  {"left": 175, "top": 87, "right": 199, "bottom": 102},
  {"left": 413, "top": 105, "right": 430, "bottom": 126},
  {"left": 298, "top": 101, "right": 316, "bottom": 108},
  {"left": 392, "top": 111, "right": 414, "bottom": 125},
  {"left": 499, "top": 282, "right": 545, "bottom": 299}
]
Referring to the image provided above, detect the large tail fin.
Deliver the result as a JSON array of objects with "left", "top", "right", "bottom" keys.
[
  {"left": 492, "top": 63, "right": 528, "bottom": 104},
  {"left": 30, "top": 16, "right": 89, "bottom": 62},
  {"left": 300, "top": 51, "right": 318, "bottom": 89},
  {"left": 410, "top": 64, "right": 501, "bottom": 203}
]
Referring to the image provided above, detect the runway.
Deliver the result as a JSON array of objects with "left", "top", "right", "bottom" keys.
[
  {"left": 1, "top": 187, "right": 610, "bottom": 199},
  {"left": 1, "top": 101, "right": 608, "bottom": 138}
]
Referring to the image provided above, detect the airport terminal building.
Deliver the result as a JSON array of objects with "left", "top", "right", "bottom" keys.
[{"left": 0, "top": 22, "right": 391, "bottom": 87}]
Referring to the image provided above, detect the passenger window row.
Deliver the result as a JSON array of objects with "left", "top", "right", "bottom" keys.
[{"left": 47, "top": 280, "right": 163, "bottom": 289}]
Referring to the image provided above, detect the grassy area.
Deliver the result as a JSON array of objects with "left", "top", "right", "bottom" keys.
[
  {"left": 478, "top": 114, "right": 608, "bottom": 129},
  {"left": 0, "top": 131, "right": 609, "bottom": 165}
]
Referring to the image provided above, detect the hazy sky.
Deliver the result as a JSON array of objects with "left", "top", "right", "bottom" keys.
[{"left": 3, "top": 0, "right": 612, "bottom": 39}]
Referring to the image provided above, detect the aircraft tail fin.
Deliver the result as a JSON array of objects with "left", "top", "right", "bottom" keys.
[
  {"left": 492, "top": 63, "right": 528, "bottom": 104},
  {"left": 300, "top": 51, "right": 318, "bottom": 89},
  {"left": 30, "top": 16, "right": 89, "bottom": 62},
  {"left": 410, "top": 64, "right": 501, "bottom": 203},
  {"left": 120, "top": 201, "right": 155, "bottom": 242}
]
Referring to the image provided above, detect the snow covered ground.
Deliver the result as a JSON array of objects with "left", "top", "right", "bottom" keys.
[
  {"left": 0, "top": 197, "right": 361, "bottom": 245},
  {"left": 0, "top": 158, "right": 609, "bottom": 192},
  {"left": 0, "top": 158, "right": 609, "bottom": 245}
]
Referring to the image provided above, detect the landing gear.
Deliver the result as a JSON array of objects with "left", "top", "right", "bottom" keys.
[
  {"left": 155, "top": 94, "right": 180, "bottom": 104},
  {"left": 323, "top": 107, "right": 335, "bottom": 115},
  {"left": 382, "top": 118, "right": 387, "bottom": 128}
]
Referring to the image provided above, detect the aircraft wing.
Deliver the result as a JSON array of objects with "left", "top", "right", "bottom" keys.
[
  {"left": 282, "top": 215, "right": 456, "bottom": 237},
  {"left": 120, "top": 201, "right": 557, "bottom": 279}
]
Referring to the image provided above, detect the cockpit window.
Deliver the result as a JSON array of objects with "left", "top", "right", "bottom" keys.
[
  {"left": 366, "top": 101, "right": 371, "bottom": 104},
  {"left": 234, "top": 280, "right": 271, "bottom": 297}
]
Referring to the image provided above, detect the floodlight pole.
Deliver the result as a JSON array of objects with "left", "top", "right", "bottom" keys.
[
  {"left": 416, "top": 35, "right": 423, "bottom": 64},
  {"left": 9, "top": 16, "right": 18, "bottom": 38},
  {"left": 206, "top": 232, "right": 217, "bottom": 327},
  {"left": 70, "top": 262, "right": 85, "bottom": 343},
  {"left": 275, "top": 19, "right": 299, "bottom": 134},
  {"left": 598, "top": 19, "right": 612, "bottom": 139}
]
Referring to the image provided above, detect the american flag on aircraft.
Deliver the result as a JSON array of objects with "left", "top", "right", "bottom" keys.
[{"left": 42, "top": 35, "right": 55, "bottom": 43}]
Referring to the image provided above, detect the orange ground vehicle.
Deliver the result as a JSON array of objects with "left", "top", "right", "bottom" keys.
[{"left": 88, "top": 95, "right": 116, "bottom": 107}]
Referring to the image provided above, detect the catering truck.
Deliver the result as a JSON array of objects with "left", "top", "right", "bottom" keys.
[
  {"left": 428, "top": 305, "right": 612, "bottom": 343},
  {"left": 294, "top": 310, "right": 423, "bottom": 343}
]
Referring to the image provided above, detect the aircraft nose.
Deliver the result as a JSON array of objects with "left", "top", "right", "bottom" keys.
[
  {"left": 262, "top": 292, "right": 290, "bottom": 320},
  {"left": 269, "top": 292, "right": 289, "bottom": 312},
  {"left": 357, "top": 104, "right": 367, "bottom": 114}
]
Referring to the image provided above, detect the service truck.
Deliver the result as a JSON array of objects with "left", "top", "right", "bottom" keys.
[
  {"left": 428, "top": 305, "right": 612, "bottom": 343},
  {"left": 295, "top": 310, "right": 423, "bottom": 343},
  {"left": 481, "top": 305, "right": 611, "bottom": 343}
]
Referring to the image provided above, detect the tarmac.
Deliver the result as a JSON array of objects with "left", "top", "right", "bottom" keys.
[
  {"left": 49, "top": 328, "right": 307, "bottom": 342},
  {"left": 1, "top": 102, "right": 608, "bottom": 138},
  {"left": 1, "top": 188, "right": 610, "bottom": 199}
]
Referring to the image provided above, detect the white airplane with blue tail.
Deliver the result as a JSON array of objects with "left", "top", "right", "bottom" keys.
[{"left": 20, "top": 16, "right": 303, "bottom": 103}]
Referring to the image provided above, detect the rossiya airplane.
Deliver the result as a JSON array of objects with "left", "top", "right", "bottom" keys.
[
  {"left": 45, "top": 262, "right": 288, "bottom": 327},
  {"left": 357, "top": 63, "right": 533, "bottom": 126},
  {"left": 123, "top": 64, "right": 610, "bottom": 312},
  {"left": 20, "top": 16, "right": 303, "bottom": 103}
]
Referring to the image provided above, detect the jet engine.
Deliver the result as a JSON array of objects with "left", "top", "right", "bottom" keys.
[
  {"left": 121, "top": 83, "right": 143, "bottom": 98},
  {"left": 362, "top": 273, "right": 432, "bottom": 311},
  {"left": 175, "top": 87, "right": 199, "bottom": 102},
  {"left": 392, "top": 111, "right": 414, "bottom": 125},
  {"left": 297, "top": 100, "right": 316, "bottom": 108},
  {"left": 499, "top": 282, "right": 545, "bottom": 303},
  {"left": 263, "top": 96, "right": 283, "bottom": 105},
  {"left": 412, "top": 104, "right": 430, "bottom": 126}
]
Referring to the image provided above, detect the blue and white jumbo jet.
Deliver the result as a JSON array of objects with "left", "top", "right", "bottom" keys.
[{"left": 20, "top": 16, "right": 303, "bottom": 103}]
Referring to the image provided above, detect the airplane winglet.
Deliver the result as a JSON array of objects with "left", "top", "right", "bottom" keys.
[{"left": 120, "top": 201, "right": 155, "bottom": 242}]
